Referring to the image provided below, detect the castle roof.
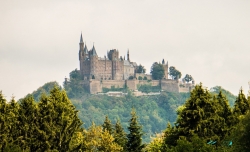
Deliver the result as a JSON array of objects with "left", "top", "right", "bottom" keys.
[
  {"left": 80, "top": 33, "right": 83, "bottom": 43},
  {"left": 84, "top": 45, "right": 88, "bottom": 54},
  {"left": 92, "top": 45, "right": 97, "bottom": 56}
]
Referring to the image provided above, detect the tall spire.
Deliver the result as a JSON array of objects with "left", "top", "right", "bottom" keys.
[
  {"left": 127, "top": 49, "right": 130, "bottom": 61},
  {"left": 80, "top": 32, "right": 83, "bottom": 43}
]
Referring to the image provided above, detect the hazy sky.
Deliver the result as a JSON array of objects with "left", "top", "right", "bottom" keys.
[{"left": 1, "top": 0, "right": 250, "bottom": 100}]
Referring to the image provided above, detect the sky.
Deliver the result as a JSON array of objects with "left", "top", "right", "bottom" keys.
[{"left": 1, "top": 0, "right": 250, "bottom": 100}]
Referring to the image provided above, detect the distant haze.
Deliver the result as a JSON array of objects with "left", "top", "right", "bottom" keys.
[{"left": 1, "top": 0, "right": 250, "bottom": 100}]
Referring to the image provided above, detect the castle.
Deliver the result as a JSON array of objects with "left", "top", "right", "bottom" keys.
[{"left": 77, "top": 33, "right": 194, "bottom": 94}]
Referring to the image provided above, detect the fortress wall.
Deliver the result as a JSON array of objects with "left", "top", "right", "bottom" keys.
[
  {"left": 151, "top": 80, "right": 160, "bottom": 86},
  {"left": 101, "top": 80, "right": 125, "bottom": 88},
  {"left": 80, "top": 80, "right": 90, "bottom": 92},
  {"left": 179, "top": 87, "right": 190, "bottom": 93},
  {"left": 126, "top": 80, "right": 138, "bottom": 90},
  {"left": 135, "top": 73, "right": 152, "bottom": 80},
  {"left": 161, "top": 80, "right": 179, "bottom": 92},
  {"left": 89, "top": 80, "right": 102, "bottom": 94}
]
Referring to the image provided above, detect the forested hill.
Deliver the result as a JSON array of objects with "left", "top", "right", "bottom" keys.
[{"left": 23, "top": 81, "right": 236, "bottom": 142}]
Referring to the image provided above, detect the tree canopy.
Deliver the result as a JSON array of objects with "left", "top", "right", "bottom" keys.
[
  {"left": 169, "top": 66, "right": 182, "bottom": 80},
  {"left": 150, "top": 62, "right": 165, "bottom": 80}
]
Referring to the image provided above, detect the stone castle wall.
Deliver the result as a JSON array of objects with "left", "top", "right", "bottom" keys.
[{"left": 82, "top": 78, "right": 183, "bottom": 94}]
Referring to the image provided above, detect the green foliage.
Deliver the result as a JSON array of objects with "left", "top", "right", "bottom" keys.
[
  {"left": 163, "top": 83, "right": 235, "bottom": 149},
  {"left": 169, "top": 66, "right": 182, "bottom": 80},
  {"left": 0, "top": 87, "right": 83, "bottom": 151},
  {"left": 64, "top": 69, "right": 87, "bottom": 98},
  {"left": 136, "top": 64, "right": 146, "bottom": 73},
  {"left": 114, "top": 119, "right": 128, "bottom": 151},
  {"left": 23, "top": 81, "right": 60, "bottom": 102},
  {"left": 167, "top": 135, "right": 217, "bottom": 152},
  {"left": 129, "top": 76, "right": 134, "bottom": 80},
  {"left": 126, "top": 108, "right": 145, "bottom": 152},
  {"left": 143, "top": 76, "right": 147, "bottom": 80},
  {"left": 138, "top": 76, "right": 143, "bottom": 80},
  {"left": 150, "top": 62, "right": 165, "bottom": 80},
  {"left": 102, "top": 115, "right": 113, "bottom": 134},
  {"left": 233, "top": 88, "right": 250, "bottom": 116},
  {"left": 183, "top": 74, "right": 193, "bottom": 83},
  {"left": 82, "top": 123, "right": 123, "bottom": 151},
  {"left": 229, "top": 111, "right": 250, "bottom": 152},
  {"left": 137, "top": 84, "right": 161, "bottom": 93},
  {"left": 210, "top": 86, "right": 236, "bottom": 107}
]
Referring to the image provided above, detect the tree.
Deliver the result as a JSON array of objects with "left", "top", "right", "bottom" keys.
[
  {"left": 184, "top": 74, "right": 193, "bottom": 83},
  {"left": 233, "top": 88, "right": 250, "bottom": 116},
  {"left": 114, "top": 119, "right": 127, "bottom": 151},
  {"left": 102, "top": 115, "right": 113, "bottom": 135},
  {"left": 129, "top": 76, "right": 134, "bottom": 80},
  {"left": 138, "top": 76, "right": 143, "bottom": 80},
  {"left": 136, "top": 64, "right": 146, "bottom": 73},
  {"left": 165, "top": 83, "right": 228, "bottom": 147},
  {"left": 126, "top": 108, "right": 145, "bottom": 152},
  {"left": 169, "top": 66, "right": 182, "bottom": 80},
  {"left": 83, "top": 123, "right": 122, "bottom": 152},
  {"left": 64, "top": 69, "right": 86, "bottom": 98},
  {"left": 150, "top": 62, "right": 165, "bottom": 80}
]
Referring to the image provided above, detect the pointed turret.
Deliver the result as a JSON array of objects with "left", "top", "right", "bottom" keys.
[
  {"left": 127, "top": 49, "right": 130, "bottom": 61},
  {"left": 84, "top": 45, "right": 88, "bottom": 54},
  {"left": 80, "top": 32, "right": 83, "bottom": 43},
  {"left": 92, "top": 44, "right": 97, "bottom": 56},
  {"left": 162, "top": 59, "right": 165, "bottom": 64}
]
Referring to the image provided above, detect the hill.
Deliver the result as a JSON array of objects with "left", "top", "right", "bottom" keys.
[{"left": 23, "top": 81, "right": 236, "bottom": 142}]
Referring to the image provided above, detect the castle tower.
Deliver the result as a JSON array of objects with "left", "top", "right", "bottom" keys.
[
  {"left": 162, "top": 59, "right": 168, "bottom": 79},
  {"left": 79, "top": 33, "right": 84, "bottom": 60},
  {"left": 90, "top": 44, "right": 98, "bottom": 79},
  {"left": 127, "top": 50, "right": 130, "bottom": 61}
]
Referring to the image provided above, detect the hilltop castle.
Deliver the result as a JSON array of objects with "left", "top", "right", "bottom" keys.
[
  {"left": 76, "top": 33, "right": 194, "bottom": 94},
  {"left": 78, "top": 33, "right": 168, "bottom": 81}
]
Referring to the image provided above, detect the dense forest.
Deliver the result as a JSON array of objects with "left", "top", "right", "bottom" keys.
[{"left": 2, "top": 69, "right": 250, "bottom": 151}]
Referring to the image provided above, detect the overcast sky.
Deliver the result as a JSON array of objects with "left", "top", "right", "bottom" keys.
[{"left": 1, "top": 0, "right": 250, "bottom": 100}]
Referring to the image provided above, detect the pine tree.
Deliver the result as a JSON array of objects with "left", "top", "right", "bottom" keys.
[
  {"left": 17, "top": 95, "right": 40, "bottom": 151},
  {"left": 114, "top": 119, "right": 127, "bottom": 151},
  {"left": 233, "top": 88, "right": 250, "bottom": 116},
  {"left": 0, "top": 91, "right": 9, "bottom": 151},
  {"left": 216, "top": 91, "right": 235, "bottom": 137},
  {"left": 126, "top": 108, "right": 145, "bottom": 152},
  {"left": 46, "top": 86, "right": 83, "bottom": 151},
  {"left": 175, "top": 83, "right": 226, "bottom": 142},
  {"left": 102, "top": 115, "right": 113, "bottom": 135}
]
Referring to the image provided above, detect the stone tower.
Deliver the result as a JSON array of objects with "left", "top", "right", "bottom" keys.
[{"left": 162, "top": 59, "right": 169, "bottom": 79}]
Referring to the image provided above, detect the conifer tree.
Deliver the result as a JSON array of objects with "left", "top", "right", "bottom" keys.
[
  {"left": 114, "top": 119, "right": 127, "bottom": 151},
  {"left": 102, "top": 115, "right": 113, "bottom": 135},
  {"left": 17, "top": 95, "right": 40, "bottom": 151},
  {"left": 233, "top": 88, "right": 250, "bottom": 116},
  {"left": 126, "top": 108, "right": 145, "bottom": 152},
  {"left": 175, "top": 83, "right": 225, "bottom": 142},
  {"left": 0, "top": 91, "right": 9, "bottom": 150},
  {"left": 46, "top": 86, "right": 83, "bottom": 151}
]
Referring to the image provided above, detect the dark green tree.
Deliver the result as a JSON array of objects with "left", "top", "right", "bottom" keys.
[
  {"left": 229, "top": 111, "right": 250, "bottom": 152},
  {"left": 233, "top": 88, "right": 250, "bottom": 116},
  {"left": 136, "top": 64, "right": 146, "bottom": 73},
  {"left": 126, "top": 108, "right": 145, "bottom": 152},
  {"left": 102, "top": 115, "right": 113, "bottom": 135},
  {"left": 184, "top": 74, "right": 193, "bottom": 83},
  {"left": 169, "top": 66, "right": 182, "bottom": 80},
  {"left": 150, "top": 62, "right": 165, "bottom": 80},
  {"left": 17, "top": 95, "right": 40, "bottom": 151},
  {"left": 138, "top": 76, "right": 143, "bottom": 80},
  {"left": 46, "top": 86, "right": 83, "bottom": 151},
  {"left": 64, "top": 69, "right": 86, "bottom": 98},
  {"left": 168, "top": 84, "right": 227, "bottom": 145},
  {"left": 114, "top": 119, "right": 127, "bottom": 151}
]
